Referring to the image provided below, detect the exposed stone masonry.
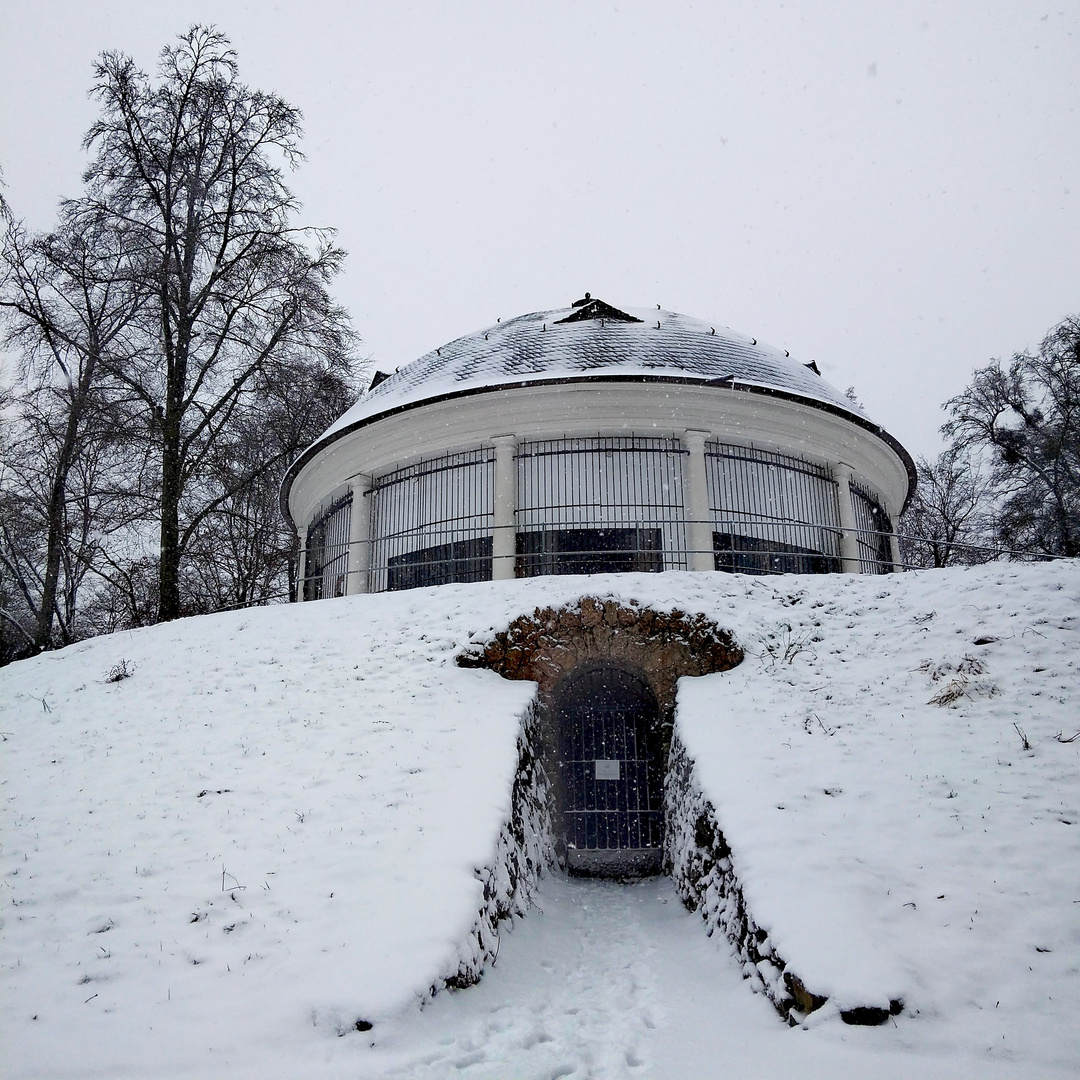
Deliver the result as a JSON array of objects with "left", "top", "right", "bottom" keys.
[
  {"left": 665, "top": 733, "right": 902, "bottom": 1027},
  {"left": 440, "top": 700, "right": 554, "bottom": 993},
  {"left": 456, "top": 597, "right": 743, "bottom": 719},
  {"left": 458, "top": 600, "right": 899, "bottom": 1025}
]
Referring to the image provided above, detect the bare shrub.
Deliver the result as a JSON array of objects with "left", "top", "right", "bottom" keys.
[{"left": 104, "top": 658, "right": 133, "bottom": 683}]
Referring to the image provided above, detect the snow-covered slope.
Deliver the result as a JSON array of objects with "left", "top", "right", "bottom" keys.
[
  {"left": 669, "top": 563, "right": 1080, "bottom": 1065},
  {"left": 2, "top": 564, "right": 1078, "bottom": 1079}
]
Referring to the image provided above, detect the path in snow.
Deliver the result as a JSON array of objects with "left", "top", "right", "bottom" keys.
[{"left": 354, "top": 875, "right": 1046, "bottom": 1080}]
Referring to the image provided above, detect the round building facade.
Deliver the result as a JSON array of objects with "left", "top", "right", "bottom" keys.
[{"left": 282, "top": 297, "right": 915, "bottom": 600}]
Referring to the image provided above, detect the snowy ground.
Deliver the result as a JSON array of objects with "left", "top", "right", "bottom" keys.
[
  {"left": 2, "top": 563, "right": 1078, "bottom": 1078},
  {"left": 355, "top": 875, "right": 1053, "bottom": 1080}
]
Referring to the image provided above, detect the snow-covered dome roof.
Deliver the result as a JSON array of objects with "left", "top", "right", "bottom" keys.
[{"left": 313, "top": 298, "right": 866, "bottom": 449}]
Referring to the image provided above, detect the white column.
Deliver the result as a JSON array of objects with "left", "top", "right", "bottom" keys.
[
  {"left": 491, "top": 435, "right": 517, "bottom": 581},
  {"left": 296, "top": 539, "right": 307, "bottom": 602},
  {"left": 345, "top": 474, "right": 372, "bottom": 594},
  {"left": 683, "top": 430, "right": 715, "bottom": 572},
  {"left": 833, "top": 462, "right": 862, "bottom": 574}
]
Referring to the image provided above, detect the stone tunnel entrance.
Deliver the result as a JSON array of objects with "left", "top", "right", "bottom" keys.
[
  {"left": 457, "top": 598, "right": 743, "bottom": 878},
  {"left": 556, "top": 663, "right": 664, "bottom": 876}
]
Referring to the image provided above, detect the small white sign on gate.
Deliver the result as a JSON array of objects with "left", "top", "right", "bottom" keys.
[{"left": 595, "top": 759, "right": 621, "bottom": 780}]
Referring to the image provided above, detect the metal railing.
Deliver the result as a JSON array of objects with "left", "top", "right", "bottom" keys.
[
  {"left": 850, "top": 481, "right": 895, "bottom": 573},
  {"left": 367, "top": 448, "right": 495, "bottom": 592},
  {"left": 297, "top": 438, "right": 924, "bottom": 596},
  {"left": 295, "top": 519, "right": 1075, "bottom": 597},
  {"left": 706, "top": 442, "right": 843, "bottom": 575},
  {"left": 516, "top": 436, "right": 689, "bottom": 574},
  {"left": 303, "top": 493, "right": 352, "bottom": 600}
]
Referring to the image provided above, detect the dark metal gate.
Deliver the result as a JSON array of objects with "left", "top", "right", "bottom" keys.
[
  {"left": 556, "top": 665, "right": 663, "bottom": 876},
  {"left": 516, "top": 436, "right": 689, "bottom": 574},
  {"left": 705, "top": 441, "right": 842, "bottom": 575},
  {"left": 303, "top": 493, "right": 352, "bottom": 601},
  {"left": 367, "top": 448, "right": 495, "bottom": 591},
  {"left": 850, "top": 480, "right": 895, "bottom": 573}
]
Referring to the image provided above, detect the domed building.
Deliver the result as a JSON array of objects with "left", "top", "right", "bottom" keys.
[{"left": 282, "top": 297, "right": 914, "bottom": 600}]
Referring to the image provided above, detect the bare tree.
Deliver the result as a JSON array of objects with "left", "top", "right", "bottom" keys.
[
  {"left": 0, "top": 477, "right": 43, "bottom": 662},
  {"left": 899, "top": 446, "right": 995, "bottom": 568},
  {"left": 944, "top": 316, "right": 1080, "bottom": 558},
  {"left": 1, "top": 27, "right": 359, "bottom": 658},
  {"left": 0, "top": 209, "right": 142, "bottom": 650},
  {"left": 79, "top": 26, "right": 357, "bottom": 620},
  {"left": 180, "top": 359, "right": 355, "bottom": 612}
]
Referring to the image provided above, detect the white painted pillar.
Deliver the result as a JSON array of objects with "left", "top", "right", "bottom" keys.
[
  {"left": 491, "top": 434, "right": 517, "bottom": 581},
  {"left": 683, "top": 430, "right": 715, "bottom": 572},
  {"left": 345, "top": 474, "right": 372, "bottom": 594},
  {"left": 833, "top": 462, "right": 862, "bottom": 574},
  {"left": 296, "top": 538, "right": 307, "bottom": 602}
]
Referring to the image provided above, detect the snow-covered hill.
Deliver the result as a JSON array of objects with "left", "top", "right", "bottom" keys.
[{"left": 2, "top": 564, "right": 1078, "bottom": 1079}]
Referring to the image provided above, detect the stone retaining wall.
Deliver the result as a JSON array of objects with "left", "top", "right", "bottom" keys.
[
  {"left": 664, "top": 732, "right": 901, "bottom": 1027},
  {"left": 440, "top": 699, "right": 555, "bottom": 992}
]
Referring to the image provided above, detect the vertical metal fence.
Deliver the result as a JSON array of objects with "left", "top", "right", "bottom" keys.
[
  {"left": 367, "top": 448, "right": 495, "bottom": 591},
  {"left": 515, "top": 436, "right": 688, "bottom": 576},
  {"left": 301, "top": 437, "right": 902, "bottom": 598},
  {"left": 303, "top": 493, "right": 352, "bottom": 601},
  {"left": 850, "top": 481, "right": 895, "bottom": 573},
  {"left": 705, "top": 442, "right": 842, "bottom": 574}
]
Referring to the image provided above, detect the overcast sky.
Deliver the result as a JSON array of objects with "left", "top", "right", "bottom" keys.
[{"left": 2, "top": 1, "right": 1077, "bottom": 458}]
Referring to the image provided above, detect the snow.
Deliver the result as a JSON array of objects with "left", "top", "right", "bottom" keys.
[
  {"left": 312, "top": 305, "right": 863, "bottom": 447},
  {"left": 2, "top": 563, "right": 1078, "bottom": 1078},
  {"left": 351, "top": 876, "right": 1055, "bottom": 1080}
]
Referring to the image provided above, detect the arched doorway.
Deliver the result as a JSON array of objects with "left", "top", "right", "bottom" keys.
[{"left": 555, "top": 663, "right": 663, "bottom": 877}]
